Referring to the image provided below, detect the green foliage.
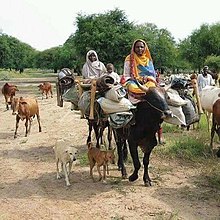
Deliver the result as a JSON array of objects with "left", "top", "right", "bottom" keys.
[
  {"left": 0, "top": 33, "right": 37, "bottom": 71},
  {"left": 134, "top": 24, "right": 177, "bottom": 71},
  {"left": 178, "top": 22, "right": 220, "bottom": 70},
  {"left": 74, "top": 8, "right": 135, "bottom": 73},
  {"left": 205, "top": 55, "right": 220, "bottom": 73}
]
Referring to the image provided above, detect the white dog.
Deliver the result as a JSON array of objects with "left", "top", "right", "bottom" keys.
[{"left": 53, "top": 139, "right": 78, "bottom": 186}]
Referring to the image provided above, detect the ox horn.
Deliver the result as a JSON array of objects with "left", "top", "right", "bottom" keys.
[{"left": 134, "top": 80, "right": 149, "bottom": 92}]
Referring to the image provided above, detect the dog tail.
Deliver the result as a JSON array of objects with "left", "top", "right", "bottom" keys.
[{"left": 87, "top": 142, "right": 92, "bottom": 150}]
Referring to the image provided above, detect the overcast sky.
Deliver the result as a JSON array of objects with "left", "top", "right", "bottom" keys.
[{"left": 0, "top": 0, "right": 219, "bottom": 51}]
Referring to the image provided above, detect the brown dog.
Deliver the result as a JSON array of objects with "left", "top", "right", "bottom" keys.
[{"left": 88, "top": 142, "right": 115, "bottom": 182}]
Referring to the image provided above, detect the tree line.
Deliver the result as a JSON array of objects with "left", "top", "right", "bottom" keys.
[{"left": 0, "top": 8, "right": 219, "bottom": 75}]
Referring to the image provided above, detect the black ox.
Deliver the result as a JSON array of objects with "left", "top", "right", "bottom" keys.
[{"left": 113, "top": 83, "right": 172, "bottom": 186}]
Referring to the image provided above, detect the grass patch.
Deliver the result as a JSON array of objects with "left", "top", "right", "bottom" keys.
[
  {"left": 78, "top": 152, "right": 89, "bottom": 166},
  {"left": 167, "top": 136, "right": 211, "bottom": 160},
  {"left": 0, "top": 69, "right": 56, "bottom": 80}
]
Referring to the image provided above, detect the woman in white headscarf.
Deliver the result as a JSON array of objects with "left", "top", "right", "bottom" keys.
[
  {"left": 80, "top": 50, "right": 106, "bottom": 120},
  {"left": 82, "top": 50, "right": 106, "bottom": 80}
]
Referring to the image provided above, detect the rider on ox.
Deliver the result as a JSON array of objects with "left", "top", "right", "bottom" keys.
[
  {"left": 79, "top": 50, "right": 113, "bottom": 148},
  {"left": 123, "top": 39, "right": 165, "bottom": 144},
  {"left": 115, "top": 39, "right": 172, "bottom": 186}
]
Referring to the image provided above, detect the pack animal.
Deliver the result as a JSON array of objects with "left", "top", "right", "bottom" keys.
[
  {"left": 87, "top": 142, "right": 115, "bottom": 182},
  {"left": 11, "top": 97, "right": 41, "bottom": 138},
  {"left": 210, "top": 99, "right": 220, "bottom": 151},
  {"left": 199, "top": 86, "right": 220, "bottom": 131},
  {"left": 53, "top": 139, "right": 78, "bottom": 186},
  {"left": 113, "top": 84, "right": 172, "bottom": 186},
  {"left": 38, "top": 82, "right": 53, "bottom": 99},
  {"left": 2, "top": 83, "right": 19, "bottom": 110}
]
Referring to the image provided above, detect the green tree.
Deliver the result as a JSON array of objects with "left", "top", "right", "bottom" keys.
[
  {"left": 179, "top": 23, "right": 220, "bottom": 71},
  {"left": 73, "top": 8, "right": 135, "bottom": 74},
  {"left": 205, "top": 55, "right": 220, "bottom": 73}
]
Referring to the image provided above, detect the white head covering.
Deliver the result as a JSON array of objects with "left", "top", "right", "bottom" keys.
[{"left": 82, "top": 50, "right": 106, "bottom": 79}]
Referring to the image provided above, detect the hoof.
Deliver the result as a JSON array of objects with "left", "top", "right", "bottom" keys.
[
  {"left": 144, "top": 181, "right": 152, "bottom": 187},
  {"left": 122, "top": 174, "right": 127, "bottom": 179},
  {"left": 129, "top": 173, "right": 138, "bottom": 182},
  {"left": 57, "top": 175, "right": 62, "bottom": 179}
]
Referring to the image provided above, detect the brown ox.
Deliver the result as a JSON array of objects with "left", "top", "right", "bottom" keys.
[
  {"left": 11, "top": 97, "right": 42, "bottom": 138},
  {"left": 211, "top": 99, "right": 220, "bottom": 148},
  {"left": 38, "top": 82, "right": 53, "bottom": 99},
  {"left": 2, "top": 83, "right": 19, "bottom": 110}
]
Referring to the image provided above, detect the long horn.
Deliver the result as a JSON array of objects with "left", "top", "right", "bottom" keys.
[{"left": 134, "top": 80, "right": 149, "bottom": 92}]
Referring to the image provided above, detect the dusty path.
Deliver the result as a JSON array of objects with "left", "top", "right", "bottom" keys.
[{"left": 0, "top": 79, "right": 219, "bottom": 220}]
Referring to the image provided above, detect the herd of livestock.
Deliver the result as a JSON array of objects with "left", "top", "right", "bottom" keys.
[{"left": 1, "top": 69, "right": 220, "bottom": 186}]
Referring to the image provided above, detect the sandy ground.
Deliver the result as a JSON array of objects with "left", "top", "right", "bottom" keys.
[{"left": 0, "top": 79, "right": 220, "bottom": 220}]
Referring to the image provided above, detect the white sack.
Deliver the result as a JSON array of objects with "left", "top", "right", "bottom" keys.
[{"left": 97, "top": 97, "right": 136, "bottom": 114}]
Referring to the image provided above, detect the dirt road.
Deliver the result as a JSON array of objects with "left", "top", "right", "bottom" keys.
[{"left": 0, "top": 79, "right": 219, "bottom": 220}]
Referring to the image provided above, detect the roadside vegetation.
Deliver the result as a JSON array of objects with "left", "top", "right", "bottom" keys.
[{"left": 0, "top": 9, "right": 219, "bottom": 75}]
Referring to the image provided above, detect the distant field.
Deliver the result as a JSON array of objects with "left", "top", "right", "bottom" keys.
[{"left": 0, "top": 69, "right": 57, "bottom": 80}]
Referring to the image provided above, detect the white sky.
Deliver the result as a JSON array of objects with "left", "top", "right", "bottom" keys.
[{"left": 0, "top": 0, "right": 219, "bottom": 51}]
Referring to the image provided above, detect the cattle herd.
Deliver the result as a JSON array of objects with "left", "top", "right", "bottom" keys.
[{"left": 1, "top": 72, "right": 220, "bottom": 187}]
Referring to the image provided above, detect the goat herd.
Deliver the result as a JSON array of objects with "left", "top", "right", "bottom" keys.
[{"left": 1, "top": 73, "right": 220, "bottom": 187}]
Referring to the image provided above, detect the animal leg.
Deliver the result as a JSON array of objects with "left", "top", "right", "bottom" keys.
[
  {"left": 14, "top": 116, "right": 20, "bottom": 138},
  {"left": 89, "top": 160, "right": 95, "bottom": 181},
  {"left": 210, "top": 117, "right": 216, "bottom": 150},
  {"left": 36, "top": 114, "right": 42, "bottom": 132},
  {"left": 56, "top": 158, "right": 61, "bottom": 179},
  {"left": 128, "top": 140, "right": 140, "bottom": 182},
  {"left": 116, "top": 139, "right": 127, "bottom": 178},
  {"left": 107, "top": 125, "right": 113, "bottom": 150},
  {"left": 68, "top": 161, "right": 73, "bottom": 176},
  {"left": 113, "top": 129, "right": 127, "bottom": 178},
  {"left": 28, "top": 118, "right": 32, "bottom": 134},
  {"left": 97, "top": 165, "right": 102, "bottom": 181},
  {"left": 63, "top": 163, "right": 71, "bottom": 186},
  {"left": 24, "top": 118, "right": 29, "bottom": 137},
  {"left": 87, "top": 121, "right": 93, "bottom": 144},
  {"left": 143, "top": 150, "right": 153, "bottom": 187},
  {"left": 103, "top": 164, "right": 107, "bottom": 183}
]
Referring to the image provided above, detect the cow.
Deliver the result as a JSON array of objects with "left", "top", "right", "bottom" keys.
[
  {"left": 112, "top": 83, "right": 172, "bottom": 186},
  {"left": 2, "top": 83, "right": 19, "bottom": 110},
  {"left": 210, "top": 99, "right": 220, "bottom": 150},
  {"left": 38, "top": 82, "right": 53, "bottom": 99},
  {"left": 11, "top": 97, "right": 42, "bottom": 138},
  {"left": 199, "top": 86, "right": 220, "bottom": 131}
]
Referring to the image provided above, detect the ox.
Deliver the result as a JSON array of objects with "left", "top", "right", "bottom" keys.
[
  {"left": 113, "top": 83, "right": 172, "bottom": 186},
  {"left": 199, "top": 86, "right": 220, "bottom": 131},
  {"left": 11, "top": 97, "right": 42, "bottom": 138},
  {"left": 38, "top": 82, "right": 53, "bottom": 99},
  {"left": 2, "top": 83, "right": 19, "bottom": 110},
  {"left": 210, "top": 99, "right": 220, "bottom": 150}
]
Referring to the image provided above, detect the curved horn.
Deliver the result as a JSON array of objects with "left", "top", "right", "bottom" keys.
[{"left": 134, "top": 80, "right": 149, "bottom": 92}]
